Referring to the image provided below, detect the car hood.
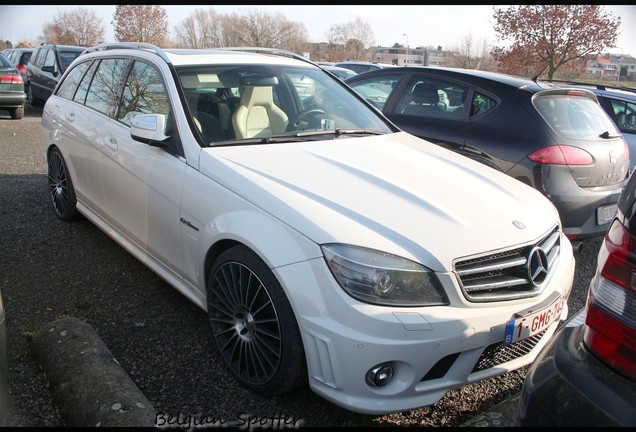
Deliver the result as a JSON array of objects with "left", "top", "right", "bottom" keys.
[{"left": 199, "top": 132, "right": 560, "bottom": 270}]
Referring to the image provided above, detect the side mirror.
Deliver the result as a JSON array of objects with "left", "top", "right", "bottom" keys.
[{"left": 130, "top": 114, "right": 169, "bottom": 145}]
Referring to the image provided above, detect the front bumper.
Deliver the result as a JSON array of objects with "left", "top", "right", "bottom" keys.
[{"left": 276, "top": 238, "right": 575, "bottom": 415}]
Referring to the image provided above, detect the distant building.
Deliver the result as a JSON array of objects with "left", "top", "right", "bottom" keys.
[
  {"left": 369, "top": 45, "right": 454, "bottom": 67},
  {"left": 586, "top": 53, "right": 636, "bottom": 82}
]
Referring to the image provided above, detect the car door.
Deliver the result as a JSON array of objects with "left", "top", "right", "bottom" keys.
[{"left": 103, "top": 59, "right": 187, "bottom": 276}]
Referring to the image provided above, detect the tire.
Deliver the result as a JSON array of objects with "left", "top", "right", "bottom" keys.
[
  {"left": 27, "top": 85, "right": 43, "bottom": 107},
  {"left": 207, "top": 245, "right": 307, "bottom": 395},
  {"left": 47, "top": 147, "right": 83, "bottom": 221},
  {"left": 10, "top": 105, "right": 24, "bottom": 119}
]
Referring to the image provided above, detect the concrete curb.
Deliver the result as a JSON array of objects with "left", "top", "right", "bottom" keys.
[{"left": 31, "top": 317, "right": 157, "bottom": 427}]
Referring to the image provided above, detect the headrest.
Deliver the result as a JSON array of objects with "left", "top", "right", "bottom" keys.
[
  {"left": 412, "top": 83, "right": 439, "bottom": 104},
  {"left": 240, "top": 86, "right": 275, "bottom": 107}
]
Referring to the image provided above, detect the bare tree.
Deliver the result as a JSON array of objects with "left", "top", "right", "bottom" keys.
[
  {"left": 326, "top": 17, "right": 375, "bottom": 60},
  {"left": 447, "top": 33, "right": 497, "bottom": 71},
  {"left": 112, "top": 5, "right": 169, "bottom": 46},
  {"left": 42, "top": 7, "right": 105, "bottom": 46},
  {"left": 173, "top": 7, "right": 308, "bottom": 52},
  {"left": 492, "top": 5, "right": 620, "bottom": 79}
]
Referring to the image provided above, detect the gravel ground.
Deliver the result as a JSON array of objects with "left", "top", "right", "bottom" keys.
[{"left": 0, "top": 103, "right": 601, "bottom": 427}]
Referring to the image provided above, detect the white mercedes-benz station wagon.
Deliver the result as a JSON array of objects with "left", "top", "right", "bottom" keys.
[{"left": 41, "top": 43, "right": 575, "bottom": 415}]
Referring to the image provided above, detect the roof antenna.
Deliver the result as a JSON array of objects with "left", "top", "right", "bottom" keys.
[{"left": 531, "top": 64, "right": 549, "bottom": 83}]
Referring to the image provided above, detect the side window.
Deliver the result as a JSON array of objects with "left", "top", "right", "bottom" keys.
[
  {"left": 56, "top": 61, "right": 92, "bottom": 100},
  {"left": 33, "top": 48, "right": 46, "bottom": 67},
  {"left": 85, "top": 58, "right": 129, "bottom": 117},
  {"left": 73, "top": 61, "right": 98, "bottom": 105},
  {"left": 43, "top": 49, "right": 56, "bottom": 69},
  {"left": 395, "top": 76, "right": 469, "bottom": 118},
  {"left": 610, "top": 98, "right": 636, "bottom": 133},
  {"left": 348, "top": 74, "right": 402, "bottom": 110},
  {"left": 118, "top": 60, "right": 170, "bottom": 126},
  {"left": 471, "top": 91, "right": 496, "bottom": 117}
]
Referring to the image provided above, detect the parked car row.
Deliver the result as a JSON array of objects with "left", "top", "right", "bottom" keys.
[{"left": 40, "top": 42, "right": 576, "bottom": 415}]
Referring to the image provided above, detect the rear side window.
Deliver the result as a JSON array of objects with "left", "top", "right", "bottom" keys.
[{"left": 535, "top": 93, "right": 620, "bottom": 140}]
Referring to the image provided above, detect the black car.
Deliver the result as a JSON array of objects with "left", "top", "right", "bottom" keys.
[
  {"left": 345, "top": 67, "right": 629, "bottom": 243},
  {"left": 26, "top": 42, "right": 85, "bottom": 106},
  {"left": 517, "top": 169, "right": 636, "bottom": 427},
  {"left": 544, "top": 81, "right": 636, "bottom": 174},
  {"left": 0, "top": 53, "right": 26, "bottom": 119},
  {"left": 4, "top": 48, "right": 33, "bottom": 93}
]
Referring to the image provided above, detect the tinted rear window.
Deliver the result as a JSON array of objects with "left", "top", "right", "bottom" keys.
[{"left": 535, "top": 93, "right": 620, "bottom": 140}]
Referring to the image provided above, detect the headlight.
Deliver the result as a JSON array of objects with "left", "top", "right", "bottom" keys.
[{"left": 321, "top": 243, "right": 449, "bottom": 307}]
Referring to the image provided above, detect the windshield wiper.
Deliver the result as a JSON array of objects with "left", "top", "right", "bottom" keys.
[
  {"left": 210, "top": 136, "right": 308, "bottom": 146},
  {"left": 295, "top": 128, "right": 385, "bottom": 137},
  {"left": 599, "top": 131, "right": 622, "bottom": 139}
]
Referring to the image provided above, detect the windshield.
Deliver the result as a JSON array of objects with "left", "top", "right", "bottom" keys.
[{"left": 175, "top": 64, "right": 393, "bottom": 146}]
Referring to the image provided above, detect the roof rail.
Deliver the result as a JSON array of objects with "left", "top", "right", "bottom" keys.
[
  {"left": 541, "top": 79, "right": 636, "bottom": 95},
  {"left": 83, "top": 42, "right": 171, "bottom": 63},
  {"left": 220, "top": 47, "right": 313, "bottom": 65}
]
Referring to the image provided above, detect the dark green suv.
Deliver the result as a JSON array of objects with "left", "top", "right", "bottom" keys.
[{"left": 26, "top": 42, "right": 85, "bottom": 106}]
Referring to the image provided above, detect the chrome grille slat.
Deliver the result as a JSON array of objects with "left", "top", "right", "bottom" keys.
[{"left": 454, "top": 225, "right": 561, "bottom": 302}]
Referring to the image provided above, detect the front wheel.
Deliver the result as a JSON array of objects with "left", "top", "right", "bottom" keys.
[
  {"left": 207, "top": 245, "right": 306, "bottom": 395},
  {"left": 47, "top": 147, "right": 83, "bottom": 221}
]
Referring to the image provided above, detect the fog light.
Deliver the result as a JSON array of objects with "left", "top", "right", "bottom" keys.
[{"left": 366, "top": 363, "right": 394, "bottom": 387}]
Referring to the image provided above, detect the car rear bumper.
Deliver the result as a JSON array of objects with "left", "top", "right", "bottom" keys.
[
  {"left": 517, "top": 309, "right": 636, "bottom": 427},
  {"left": 0, "top": 93, "right": 26, "bottom": 108}
]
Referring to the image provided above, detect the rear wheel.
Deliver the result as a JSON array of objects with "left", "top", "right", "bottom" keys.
[
  {"left": 47, "top": 147, "right": 83, "bottom": 221},
  {"left": 10, "top": 106, "right": 24, "bottom": 119},
  {"left": 207, "top": 245, "right": 307, "bottom": 395}
]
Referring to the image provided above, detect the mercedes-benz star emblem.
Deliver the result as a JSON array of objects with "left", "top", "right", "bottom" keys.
[
  {"left": 527, "top": 246, "right": 549, "bottom": 286},
  {"left": 513, "top": 220, "right": 525, "bottom": 229}
]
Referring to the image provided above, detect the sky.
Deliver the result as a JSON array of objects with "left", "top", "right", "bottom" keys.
[{"left": 1, "top": 5, "right": 634, "bottom": 56}]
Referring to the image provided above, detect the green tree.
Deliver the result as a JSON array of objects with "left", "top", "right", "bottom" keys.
[{"left": 492, "top": 5, "right": 620, "bottom": 79}]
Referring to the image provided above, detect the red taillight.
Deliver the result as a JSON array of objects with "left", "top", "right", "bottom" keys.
[
  {"left": 583, "top": 219, "right": 636, "bottom": 380},
  {"left": 528, "top": 145, "right": 594, "bottom": 165},
  {"left": 16, "top": 63, "right": 27, "bottom": 76},
  {"left": 0, "top": 74, "right": 22, "bottom": 84}
]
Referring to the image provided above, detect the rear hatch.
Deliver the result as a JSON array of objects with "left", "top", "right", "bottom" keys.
[{"left": 533, "top": 88, "right": 629, "bottom": 187}]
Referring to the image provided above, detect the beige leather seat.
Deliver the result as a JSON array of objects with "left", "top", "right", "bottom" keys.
[{"left": 232, "top": 86, "right": 288, "bottom": 139}]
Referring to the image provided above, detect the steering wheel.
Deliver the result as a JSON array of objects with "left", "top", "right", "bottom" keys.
[
  {"left": 437, "top": 101, "right": 448, "bottom": 111},
  {"left": 287, "top": 109, "right": 326, "bottom": 131}
]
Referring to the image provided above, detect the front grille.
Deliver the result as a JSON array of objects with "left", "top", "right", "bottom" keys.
[
  {"left": 472, "top": 331, "right": 545, "bottom": 372},
  {"left": 454, "top": 226, "right": 561, "bottom": 302},
  {"left": 418, "top": 332, "right": 545, "bottom": 382}
]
